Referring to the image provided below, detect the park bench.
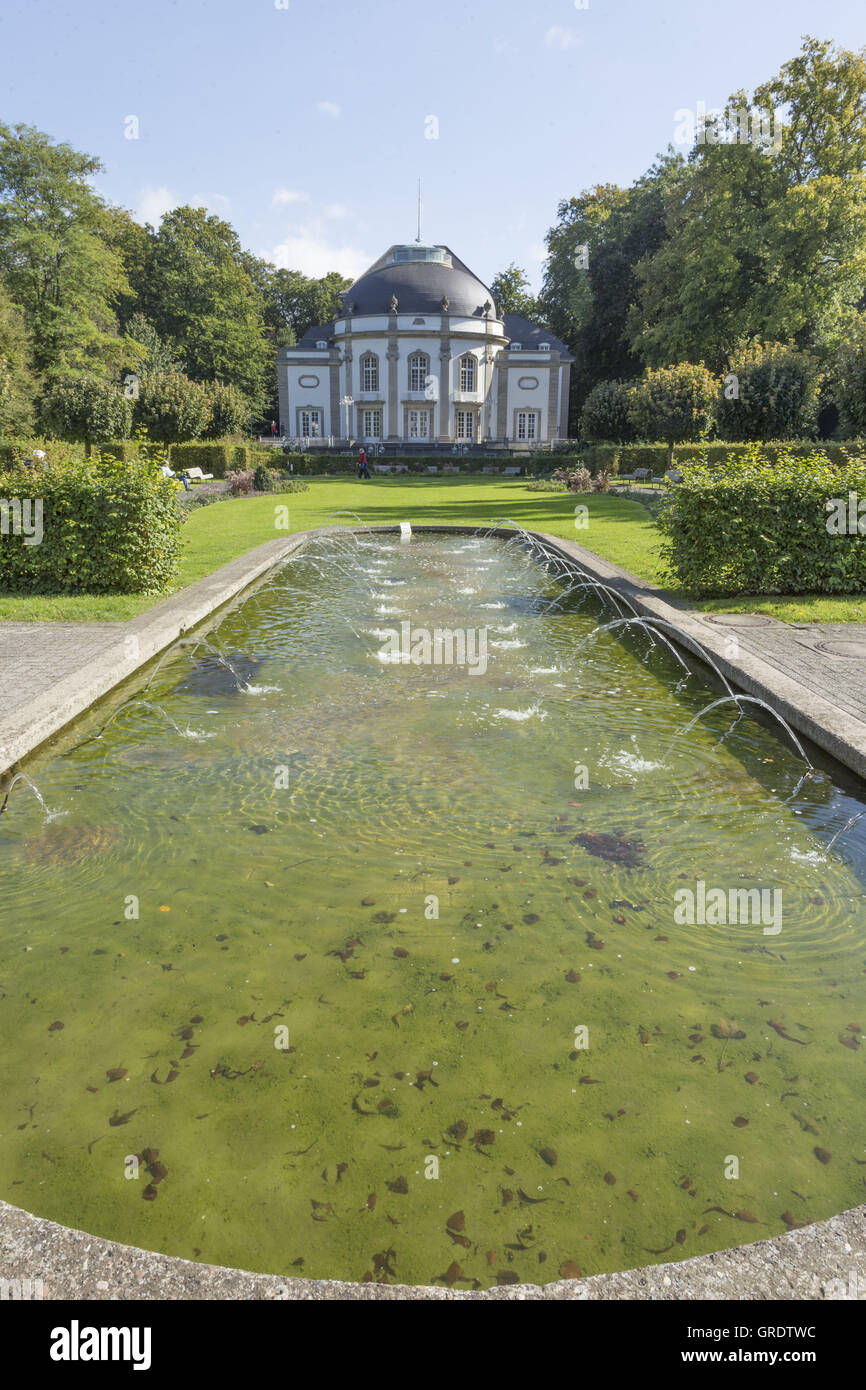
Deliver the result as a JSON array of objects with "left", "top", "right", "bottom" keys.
[
  {"left": 502, "top": 466, "right": 521, "bottom": 476},
  {"left": 425, "top": 465, "right": 439, "bottom": 474},
  {"left": 482, "top": 465, "right": 498, "bottom": 474},
  {"left": 372, "top": 463, "right": 393, "bottom": 474},
  {"left": 184, "top": 466, "right": 214, "bottom": 483},
  {"left": 664, "top": 469, "right": 683, "bottom": 485}
]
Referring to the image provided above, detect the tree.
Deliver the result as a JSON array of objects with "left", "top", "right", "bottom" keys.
[
  {"left": 42, "top": 373, "right": 132, "bottom": 453},
  {"left": 490, "top": 263, "right": 538, "bottom": 319},
  {"left": 256, "top": 264, "right": 352, "bottom": 344},
  {"left": 833, "top": 315, "right": 866, "bottom": 434},
  {"left": 579, "top": 379, "right": 636, "bottom": 442},
  {"left": 124, "top": 313, "right": 183, "bottom": 375},
  {"left": 0, "top": 123, "right": 129, "bottom": 377},
  {"left": 537, "top": 166, "right": 681, "bottom": 428},
  {"left": 629, "top": 40, "right": 866, "bottom": 371},
  {"left": 133, "top": 371, "right": 211, "bottom": 444},
  {"left": 0, "top": 279, "right": 37, "bottom": 434},
  {"left": 628, "top": 363, "right": 718, "bottom": 461},
  {"left": 203, "top": 380, "right": 250, "bottom": 438},
  {"left": 137, "top": 207, "right": 271, "bottom": 413},
  {"left": 716, "top": 341, "right": 823, "bottom": 440}
]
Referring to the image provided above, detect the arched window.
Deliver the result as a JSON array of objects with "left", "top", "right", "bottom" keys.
[
  {"left": 408, "top": 352, "right": 429, "bottom": 391},
  {"left": 360, "top": 353, "right": 379, "bottom": 392},
  {"left": 459, "top": 354, "right": 477, "bottom": 391}
]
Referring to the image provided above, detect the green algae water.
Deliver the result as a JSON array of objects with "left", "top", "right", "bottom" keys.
[{"left": 2, "top": 531, "right": 866, "bottom": 1290}]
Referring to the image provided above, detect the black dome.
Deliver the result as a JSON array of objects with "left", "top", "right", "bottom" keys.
[{"left": 342, "top": 244, "right": 495, "bottom": 319}]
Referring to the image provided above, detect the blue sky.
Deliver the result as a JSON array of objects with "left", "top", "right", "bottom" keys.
[{"left": 1, "top": 0, "right": 863, "bottom": 291}]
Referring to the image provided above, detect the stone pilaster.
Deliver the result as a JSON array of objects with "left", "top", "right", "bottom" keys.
[
  {"left": 547, "top": 352, "right": 560, "bottom": 442},
  {"left": 277, "top": 355, "right": 289, "bottom": 435},
  {"left": 496, "top": 359, "right": 508, "bottom": 441},
  {"left": 329, "top": 353, "right": 340, "bottom": 441},
  {"left": 387, "top": 333, "right": 399, "bottom": 440},
  {"left": 438, "top": 319, "right": 451, "bottom": 441},
  {"left": 559, "top": 363, "right": 572, "bottom": 439}
]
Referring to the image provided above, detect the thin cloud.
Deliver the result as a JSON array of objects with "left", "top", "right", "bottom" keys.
[
  {"left": 134, "top": 185, "right": 176, "bottom": 226},
  {"left": 324, "top": 202, "right": 348, "bottom": 219},
  {"left": 267, "top": 225, "right": 369, "bottom": 279},
  {"left": 272, "top": 188, "right": 312, "bottom": 206},
  {"left": 545, "top": 26, "right": 580, "bottom": 50},
  {"left": 316, "top": 100, "right": 341, "bottom": 118}
]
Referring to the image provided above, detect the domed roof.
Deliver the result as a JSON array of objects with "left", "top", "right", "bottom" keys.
[{"left": 341, "top": 243, "right": 496, "bottom": 319}]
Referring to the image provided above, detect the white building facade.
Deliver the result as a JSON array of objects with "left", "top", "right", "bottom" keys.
[{"left": 277, "top": 242, "right": 572, "bottom": 447}]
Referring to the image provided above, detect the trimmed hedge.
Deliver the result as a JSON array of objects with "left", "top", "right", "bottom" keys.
[
  {"left": 585, "top": 440, "right": 866, "bottom": 477},
  {"left": 658, "top": 447, "right": 866, "bottom": 596},
  {"left": 0, "top": 452, "right": 182, "bottom": 594},
  {"left": 168, "top": 441, "right": 272, "bottom": 478}
]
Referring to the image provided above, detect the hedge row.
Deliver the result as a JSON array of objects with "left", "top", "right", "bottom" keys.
[
  {"left": 0, "top": 438, "right": 275, "bottom": 478},
  {"left": 583, "top": 440, "right": 866, "bottom": 476},
  {"left": 658, "top": 448, "right": 866, "bottom": 596},
  {"left": 0, "top": 453, "right": 182, "bottom": 594},
  {"left": 281, "top": 452, "right": 563, "bottom": 476}
]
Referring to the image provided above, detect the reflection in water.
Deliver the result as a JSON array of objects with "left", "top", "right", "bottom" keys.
[{"left": 1, "top": 533, "right": 865, "bottom": 1291}]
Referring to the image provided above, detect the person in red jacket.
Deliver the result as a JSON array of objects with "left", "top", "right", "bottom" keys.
[{"left": 358, "top": 447, "right": 370, "bottom": 479}]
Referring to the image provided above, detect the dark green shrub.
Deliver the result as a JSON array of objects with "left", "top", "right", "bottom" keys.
[
  {"left": 628, "top": 363, "right": 718, "bottom": 463},
  {"left": 252, "top": 461, "right": 275, "bottom": 492},
  {"left": 0, "top": 450, "right": 182, "bottom": 594},
  {"left": 658, "top": 446, "right": 866, "bottom": 596},
  {"left": 580, "top": 379, "right": 637, "bottom": 442},
  {"left": 716, "top": 341, "right": 823, "bottom": 442},
  {"left": 133, "top": 371, "right": 211, "bottom": 443},
  {"left": 203, "top": 381, "right": 250, "bottom": 438}
]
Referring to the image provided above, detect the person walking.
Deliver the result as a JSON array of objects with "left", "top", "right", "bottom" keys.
[{"left": 357, "top": 447, "right": 370, "bottom": 479}]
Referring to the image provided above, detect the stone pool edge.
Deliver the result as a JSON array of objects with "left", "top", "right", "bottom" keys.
[{"left": 1, "top": 1195, "right": 863, "bottom": 1300}]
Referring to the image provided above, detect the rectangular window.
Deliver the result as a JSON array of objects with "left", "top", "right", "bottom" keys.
[
  {"left": 460, "top": 356, "right": 476, "bottom": 392},
  {"left": 362, "top": 408, "right": 382, "bottom": 439},
  {"left": 456, "top": 411, "right": 476, "bottom": 441},
  {"left": 409, "top": 356, "right": 427, "bottom": 391},
  {"left": 408, "top": 410, "right": 430, "bottom": 439},
  {"left": 300, "top": 409, "right": 322, "bottom": 437},
  {"left": 362, "top": 358, "right": 378, "bottom": 392},
  {"left": 516, "top": 411, "right": 537, "bottom": 441}
]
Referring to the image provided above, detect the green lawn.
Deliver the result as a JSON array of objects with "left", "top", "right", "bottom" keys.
[{"left": 1, "top": 474, "right": 864, "bottom": 624}]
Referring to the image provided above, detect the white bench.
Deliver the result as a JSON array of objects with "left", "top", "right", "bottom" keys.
[
  {"left": 502, "top": 466, "right": 521, "bottom": 476},
  {"left": 372, "top": 463, "right": 394, "bottom": 474},
  {"left": 425, "top": 465, "right": 439, "bottom": 474},
  {"left": 482, "top": 465, "right": 498, "bottom": 474},
  {"left": 184, "top": 466, "right": 214, "bottom": 483}
]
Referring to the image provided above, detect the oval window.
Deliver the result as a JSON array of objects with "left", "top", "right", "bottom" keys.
[
  {"left": 518, "top": 376, "right": 539, "bottom": 389},
  {"left": 298, "top": 375, "right": 320, "bottom": 388}
]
